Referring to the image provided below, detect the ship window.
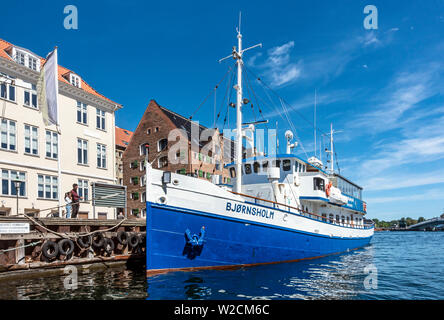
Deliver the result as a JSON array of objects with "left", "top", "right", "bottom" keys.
[
  {"left": 313, "top": 177, "right": 325, "bottom": 191},
  {"left": 272, "top": 160, "right": 281, "bottom": 168},
  {"left": 336, "top": 215, "right": 340, "bottom": 222},
  {"left": 283, "top": 160, "right": 291, "bottom": 171},
  {"left": 229, "top": 167, "right": 236, "bottom": 178},
  {"left": 321, "top": 213, "right": 327, "bottom": 222},
  {"left": 295, "top": 162, "right": 299, "bottom": 172},
  {"left": 253, "top": 162, "right": 260, "bottom": 173},
  {"left": 244, "top": 164, "right": 252, "bottom": 175},
  {"left": 341, "top": 216, "right": 345, "bottom": 224},
  {"left": 262, "top": 161, "right": 269, "bottom": 171}
]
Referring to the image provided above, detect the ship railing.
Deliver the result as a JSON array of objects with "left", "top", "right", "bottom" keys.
[{"left": 230, "top": 191, "right": 373, "bottom": 230}]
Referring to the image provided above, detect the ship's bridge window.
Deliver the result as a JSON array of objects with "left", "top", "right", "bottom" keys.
[
  {"left": 262, "top": 161, "right": 269, "bottom": 171},
  {"left": 295, "top": 161, "right": 300, "bottom": 172},
  {"left": 336, "top": 215, "right": 340, "bottom": 223},
  {"left": 272, "top": 160, "right": 281, "bottom": 168},
  {"left": 253, "top": 162, "right": 260, "bottom": 173},
  {"left": 313, "top": 177, "right": 325, "bottom": 191},
  {"left": 229, "top": 167, "right": 236, "bottom": 178},
  {"left": 283, "top": 159, "right": 291, "bottom": 171},
  {"left": 244, "top": 164, "right": 252, "bottom": 175}
]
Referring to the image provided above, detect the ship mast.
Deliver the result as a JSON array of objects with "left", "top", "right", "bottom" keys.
[{"left": 219, "top": 13, "right": 262, "bottom": 192}]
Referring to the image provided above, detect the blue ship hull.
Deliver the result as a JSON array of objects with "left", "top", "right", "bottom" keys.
[{"left": 146, "top": 201, "right": 372, "bottom": 273}]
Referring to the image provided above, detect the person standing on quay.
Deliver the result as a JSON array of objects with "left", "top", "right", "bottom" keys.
[
  {"left": 64, "top": 192, "right": 72, "bottom": 218},
  {"left": 71, "top": 184, "right": 83, "bottom": 219}
]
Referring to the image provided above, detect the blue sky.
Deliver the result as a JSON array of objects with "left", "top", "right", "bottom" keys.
[{"left": 1, "top": 0, "right": 443, "bottom": 220}]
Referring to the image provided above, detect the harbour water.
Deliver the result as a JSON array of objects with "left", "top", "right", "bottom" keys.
[
  {"left": 146, "top": 231, "right": 443, "bottom": 300},
  {"left": 0, "top": 232, "right": 442, "bottom": 299}
]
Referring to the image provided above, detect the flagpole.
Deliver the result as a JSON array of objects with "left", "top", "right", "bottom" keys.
[{"left": 54, "top": 47, "right": 62, "bottom": 218}]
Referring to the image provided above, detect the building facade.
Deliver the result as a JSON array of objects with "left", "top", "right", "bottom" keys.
[
  {"left": 122, "top": 100, "right": 234, "bottom": 218},
  {"left": 115, "top": 127, "right": 133, "bottom": 186},
  {"left": 0, "top": 39, "right": 122, "bottom": 219}
]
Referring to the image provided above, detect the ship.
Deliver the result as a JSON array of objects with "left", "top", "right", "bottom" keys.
[{"left": 145, "top": 20, "right": 374, "bottom": 275}]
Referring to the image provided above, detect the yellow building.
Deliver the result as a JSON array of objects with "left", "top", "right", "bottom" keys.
[{"left": 0, "top": 39, "right": 122, "bottom": 219}]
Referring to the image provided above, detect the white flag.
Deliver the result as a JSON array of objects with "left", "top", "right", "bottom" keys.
[{"left": 37, "top": 48, "right": 59, "bottom": 126}]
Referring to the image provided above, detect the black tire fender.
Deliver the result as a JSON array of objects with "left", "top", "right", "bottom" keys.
[
  {"left": 78, "top": 235, "right": 92, "bottom": 248},
  {"left": 42, "top": 240, "right": 59, "bottom": 259},
  {"left": 138, "top": 233, "right": 146, "bottom": 247},
  {"left": 128, "top": 233, "right": 139, "bottom": 248},
  {"left": 58, "top": 238, "right": 75, "bottom": 256},
  {"left": 103, "top": 238, "right": 115, "bottom": 255},
  {"left": 92, "top": 232, "right": 105, "bottom": 248},
  {"left": 116, "top": 230, "right": 128, "bottom": 245}
]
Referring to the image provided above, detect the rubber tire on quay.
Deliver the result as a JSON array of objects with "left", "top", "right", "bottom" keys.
[
  {"left": 92, "top": 232, "right": 105, "bottom": 248},
  {"left": 42, "top": 240, "right": 59, "bottom": 259},
  {"left": 77, "top": 235, "right": 92, "bottom": 248},
  {"left": 103, "top": 238, "right": 115, "bottom": 255},
  {"left": 138, "top": 233, "right": 146, "bottom": 247},
  {"left": 58, "top": 238, "right": 75, "bottom": 256},
  {"left": 116, "top": 231, "right": 128, "bottom": 245},
  {"left": 128, "top": 233, "right": 139, "bottom": 248}
]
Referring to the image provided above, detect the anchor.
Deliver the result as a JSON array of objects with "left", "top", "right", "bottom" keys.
[
  {"left": 183, "top": 226, "right": 206, "bottom": 260},
  {"left": 185, "top": 226, "right": 206, "bottom": 247}
]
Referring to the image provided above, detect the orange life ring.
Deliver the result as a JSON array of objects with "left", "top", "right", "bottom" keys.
[
  {"left": 326, "top": 181, "right": 332, "bottom": 197},
  {"left": 363, "top": 203, "right": 367, "bottom": 212}
]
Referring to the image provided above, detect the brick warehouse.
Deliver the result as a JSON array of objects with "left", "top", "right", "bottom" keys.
[{"left": 123, "top": 100, "right": 235, "bottom": 218}]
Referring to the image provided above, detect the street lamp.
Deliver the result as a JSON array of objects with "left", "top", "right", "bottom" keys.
[{"left": 12, "top": 179, "right": 22, "bottom": 216}]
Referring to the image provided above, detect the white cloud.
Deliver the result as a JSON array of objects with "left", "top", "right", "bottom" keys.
[{"left": 364, "top": 170, "right": 444, "bottom": 191}]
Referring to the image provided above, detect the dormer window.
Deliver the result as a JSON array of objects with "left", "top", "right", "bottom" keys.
[
  {"left": 15, "top": 51, "right": 25, "bottom": 66},
  {"left": 11, "top": 48, "right": 40, "bottom": 71},
  {"left": 70, "top": 74, "right": 81, "bottom": 88},
  {"left": 28, "top": 56, "right": 38, "bottom": 71}
]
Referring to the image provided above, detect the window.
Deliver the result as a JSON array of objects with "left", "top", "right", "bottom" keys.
[
  {"left": 77, "top": 138, "right": 88, "bottom": 164},
  {"left": 0, "top": 81, "right": 16, "bottom": 102},
  {"left": 45, "top": 130, "right": 58, "bottom": 159},
  {"left": 158, "top": 156, "right": 168, "bottom": 168},
  {"left": 147, "top": 128, "right": 151, "bottom": 135},
  {"left": 141, "top": 192, "right": 146, "bottom": 202},
  {"left": 96, "top": 108, "right": 105, "bottom": 130},
  {"left": 70, "top": 74, "right": 81, "bottom": 88},
  {"left": 2, "top": 170, "right": 26, "bottom": 196},
  {"left": 97, "top": 143, "right": 106, "bottom": 168},
  {"left": 1, "top": 119, "right": 16, "bottom": 151},
  {"left": 157, "top": 138, "right": 168, "bottom": 152},
  {"left": 229, "top": 167, "right": 236, "bottom": 178},
  {"left": 140, "top": 175, "right": 146, "bottom": 186},
  {"left": 28, "top": 56, "right": 38, "bottom": 71},
  {"left": 283, "top": 159, "right": 291, "bottom": 171},
  {"left": 244, "top": 164, "right": 252, "bottom": 174},
  {"left": 253, "top": 162, "right": 260, "bottom": 173},
  {"left": 155, "top": 127, "right": 159, "bottom": 132},
  {"left": 272, "top": 160, "right": 281, "bottom": 168},
  {"left": 262, "top": 161, "right": 269, "bottom": 171},
  {"left": 313, "top": 177, "right": 325, "bottom": 191},
  {"left": 15, "top": 51, "right": 25, "bottom": 65},
  {"left": 139, "top": 143, "right": 149, "bottom": 156},
  {"left": 78, "top": 179, "right": 88, "bottom": 201},
  {"left": 24, "top": 125, "right": 38, "bottom": 155},
  {"left": 24, "top": 84, "right": 38, "bottom": 109},
  {"left": 38, "top": 174, "right": 57, "bottom": 199},
  {"left": 77, "top": 101, "right": 87, "bottom": 124}
]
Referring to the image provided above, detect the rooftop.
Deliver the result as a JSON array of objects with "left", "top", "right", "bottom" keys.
[{"left": 0, "top": 38, "right": 122, "bottom": 108}]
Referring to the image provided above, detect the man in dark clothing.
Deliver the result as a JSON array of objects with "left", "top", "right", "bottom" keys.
[{"left": 71, "top": 183, "right": 82, "bottom": 218}]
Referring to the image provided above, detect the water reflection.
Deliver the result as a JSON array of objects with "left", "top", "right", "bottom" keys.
[
  {"left": 0, "top": 265, "right": 147, "bottom": 300},
  {"left": 147, "top": 245, "right": 375, "bottom": 300}
]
